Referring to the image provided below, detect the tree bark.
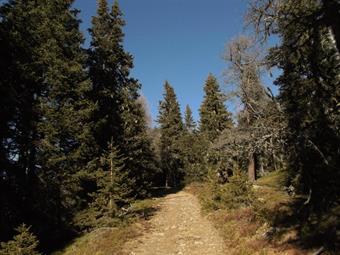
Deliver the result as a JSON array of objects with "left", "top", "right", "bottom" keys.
[{"left": 248, "top": 153, "right": 256, "bottom": 182}]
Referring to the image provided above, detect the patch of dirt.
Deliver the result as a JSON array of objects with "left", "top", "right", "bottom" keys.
[{"left": 123, "top": 190, "right": 225, "bottom": 255}]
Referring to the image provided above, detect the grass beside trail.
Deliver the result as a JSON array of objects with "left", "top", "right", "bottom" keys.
[
  {"left": 52, "top": 198, "right": 159, "bottom": 255},
  {"left": 186, "top": 171, "right": 311, "bottom": 255}
]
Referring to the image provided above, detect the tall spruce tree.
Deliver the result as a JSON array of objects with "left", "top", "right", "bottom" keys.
[
  {"left": 184, "top": 105, "right": 196, "bottom": 133},
  {"left": 199, "top": 74, "right": 232, "bottom": 141},
  {"left": 119, "top": 88, "right": 158, "bottom": 197},
  {"left": 88, "top": 0, "right": 157, "bottom": 201},
  {"left": 34, "top": 0, "right": 97, "bottom": 246},
  {"left": 88, "top": 0, "right": 131, "bottom": 152},
  {"left": 181, "top": 105, "right": 205, "bottom": 182},
  {"left": 271, "top": 0, "right": 340, "bottom": 207},
  {"left": 0, "top": 0, "right": 97, "bottom": 249},
  {"left": 158, "top": 82, "right": 184, "bottom": 187},
  {"left": 249, "top": 0, "right": 340, "bottom": 246}
]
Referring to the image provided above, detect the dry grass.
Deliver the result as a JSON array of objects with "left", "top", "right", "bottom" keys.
[
  {"left": 53, "top": 198, "right": 158, "bottom": 255},
  {"left": 53, "top": 225, "right": 140, "bottom": 255},
  {"left": 186, "top": 173, "right": 309, "bottom": 255}
]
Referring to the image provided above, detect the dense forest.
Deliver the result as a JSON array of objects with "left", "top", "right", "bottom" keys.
[{"left": 0, "top": 0, "right": 339, "bottom": 254}]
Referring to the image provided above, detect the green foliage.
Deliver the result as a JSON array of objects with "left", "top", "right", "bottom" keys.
[
  {"left": 119, "top": 91, "right": 158, "bottom": 197},
  {"left": 202, "top": 169, "right": 254, "bottom": 211},
  {"left": 199, "top": 74, "right": 233, "bottom": 140},
  {"left": 267, "top": 0, "right": 340, "bottom": 208},
  {"left": 74, "top": 144, "right": 130, "bottom": 231},
  {"left": 88, "top": 0, "right": 157, "bottom": 201},
  {"left": 0, "top": 0, "right": 157, "bottom": 251},
  {"left": 184, "top": 105, "right": 196, "bottom": 133},
  {"left": 181, "top": 105, "right": 208, "bottom": 182},
  {"left": 88, "top": 0, "right": 133, "bottom": 152},
  {"left": 181, "top": 133, "right": 209, "bottom": 182},
  {"left": 0, "top": 224, "right": 40, "bottom": 255},
  {"left": 158, "top": 82, "right": 185, "bottom": 187},
  {"left": 0, "top": 0, "right": 97, "bottom": 247}
]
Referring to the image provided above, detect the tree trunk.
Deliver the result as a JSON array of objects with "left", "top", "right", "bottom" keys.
[
  {"left": 109, "top": 139, "right": 114, "bottom": 211},
  {"left": 323, "top": 0, "right": 340, "bottom": 53},
  {"left": 248, "top": 153, "right": 256, "bottom": 182},
  {"left": 165, "top": 173, "right": 169, "bottom": 188}
]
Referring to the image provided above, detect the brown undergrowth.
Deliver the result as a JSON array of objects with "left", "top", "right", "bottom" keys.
[
  {"left": 186, "top": 171, "right": 315, "bottom": 255},
  {"left": 52, "top": 197, "right": 160, "bottom": 255}
]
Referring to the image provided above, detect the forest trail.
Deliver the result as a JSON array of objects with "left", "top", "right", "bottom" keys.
[{"left": 123, "top": 190, "right": 225, "bottom": 255}]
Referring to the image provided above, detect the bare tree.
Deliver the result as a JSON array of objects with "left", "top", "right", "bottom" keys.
[{"left": 223, "top": 36, "right": 285, "bottom": 181}]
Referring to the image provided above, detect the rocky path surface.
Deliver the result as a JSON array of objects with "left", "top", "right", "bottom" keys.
[{"left": 123, "top": 190, "right": 225, "bottom": 255}]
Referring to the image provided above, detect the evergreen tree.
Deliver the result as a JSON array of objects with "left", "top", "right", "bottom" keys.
[
  {"left": 253, "top": 0, "right": 340, "bottom": 208},
  {"left": 0, "top": 224, "right": 40, "bottom": 255},
  {"left": 74, "top": 143, "right": 130, "bottom": 230},
  {"left": 119, "top": 88, "right": 158, "bottom": 197},
  {"left": 249, "top": 0, "right": 340, "bottom": 245},
  {"left": 199, "top": 74, "right": 232, "bottom": 141},
  {"left": 0, "top": 0, "right": 97, "bottom": 248},
  {"left": 181, "top": 105, "right": 207, "bottom": 182},
  {"left": 88, "top": 0, "right": 157, "bottom": 200},
  {"left": 88, "top": 0, "right": 133, "bottom": 152},
  {"left": 184, "top": 105, "right": 196, "bottom": 133},
  {"left": 33, "top": 0, "right": 97, "bottom": 243},
  {"left": 158, "top": 82, "right": 184, "bottom": 187}
]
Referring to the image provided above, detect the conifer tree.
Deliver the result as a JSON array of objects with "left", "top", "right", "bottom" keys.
[
  {"left": 74, "top": 143, "right": 130, "bottom": 230},
  {"left": 271, "top": 0, "right": 340, "bottom": 207},
  {"left": 88, "top": 0, "right": 134, "bottom": 152},
  {"left": 181, "top": 105, "right": 206, "bottom": 181},
  {"left": 88, "top": 0, "right": 157, "bottom": 199},
  {"left": 119, "top": 88, "right": 158, "bottom": 197},
  {"left": 0, "top": 224, "right": 40, "bottom": 255},
  {"left": 184, "top": 105, "right": 196, "bottom": 133},
  {"left": 0, "top": 0, "right": 97, "bottom": 247},
  {"left": 199, "top": 74, "right": 233, "bottom": 141},
  {"left": 249, "top": 0, "right": 340, "bottom": 244},
  {"left": 33, "top": 0, "right": 98, "bottom": 238},
  {"left": 158, "top": 82, "right": 184, "bottom": 187}
]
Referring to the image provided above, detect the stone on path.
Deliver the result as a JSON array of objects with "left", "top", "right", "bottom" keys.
[{"left": 123, "top": 191, "right": 225, "bottom": 255}]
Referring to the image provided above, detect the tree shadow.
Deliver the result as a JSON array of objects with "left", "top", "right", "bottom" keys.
[
  {"left": 149, "top": 184, "right": 185, "bottom": 199},
  {"left": 268, "top": 198, "right": 339, "bottom": 253}
]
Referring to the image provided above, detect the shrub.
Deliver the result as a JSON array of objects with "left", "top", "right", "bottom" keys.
[
  {"left": 0, "top": 224, "right": 40, "bottom": 255},
  {"left": 201, "top": 168, "right": 254, "bottom": 210}
]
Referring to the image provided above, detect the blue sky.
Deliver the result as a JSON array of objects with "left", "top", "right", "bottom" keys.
[{"left": 74, "top": 0, "right": 277, "bottom": 125}]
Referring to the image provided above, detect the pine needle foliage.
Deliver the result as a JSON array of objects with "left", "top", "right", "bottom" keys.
[
  {"left": 0, "top": 224, "right": 40, "bottom": 255},
  {"left": 158, "top": 82, "right": 185, "bottom": 187},
  {"left": 199, "top": 74, "right": 233, "bottom": 141}
]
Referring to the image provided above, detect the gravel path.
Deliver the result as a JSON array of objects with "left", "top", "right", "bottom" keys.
[{"left": 123, "top": 190, "right": 225, "bottom": 255}]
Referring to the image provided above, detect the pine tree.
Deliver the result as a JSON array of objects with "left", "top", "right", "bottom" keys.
[
  {"left": 158, "top": 82, "right": 184, "bottom": 187},
  {"left": 181, "top": 105, "right": 206, "bottom": 182},
  {"left": 32, "top": 0, "right": 98, "bottom": 240},
  {"left": 245, "top": 0, "right": 340, "bottom": 247},
  {"left": 199, "top": 74, "right": 232, "bottom": 141},
  {"left": 0, "top": 224, "right": 40, "bottom": 255},
  {"left": 248, "top": 0, "right": 340, "bottom": 203},
  {"left": 88, "top": 0, "right": 157, "bottom": 200},
  {"left": 184, "top": 105, "right": 196, "bottom": 133},
  {"left": 88, "top": 0, "right": 134, "bottom": 152},
  {"left": 119, "top": 88, "right": 158, "bottom": 197},
  {"left": 270, "top": 0, "right": 340, "bottom": 207},
  {"left": 0, "top": 0, "right": 97, "bottom": 247},
  {"left": 74, "top": 143, "right": 130, "bottom": 230}
]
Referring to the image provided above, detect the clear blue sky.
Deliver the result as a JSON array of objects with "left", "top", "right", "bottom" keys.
[{"left": 74, "top": 0, "right": 276, "bottom": 125}]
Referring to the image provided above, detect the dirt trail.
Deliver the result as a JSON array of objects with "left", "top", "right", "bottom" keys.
[{"left": 123, "top": 190, "right": 225, "bottom": 255}]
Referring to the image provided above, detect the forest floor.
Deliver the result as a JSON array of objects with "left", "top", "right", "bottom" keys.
[
  {"left": 57, "top": 172, "right": 326, "bottom": 255},
  {"left": 122, "top": 190, "right": 225, "bottom": 255}
]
